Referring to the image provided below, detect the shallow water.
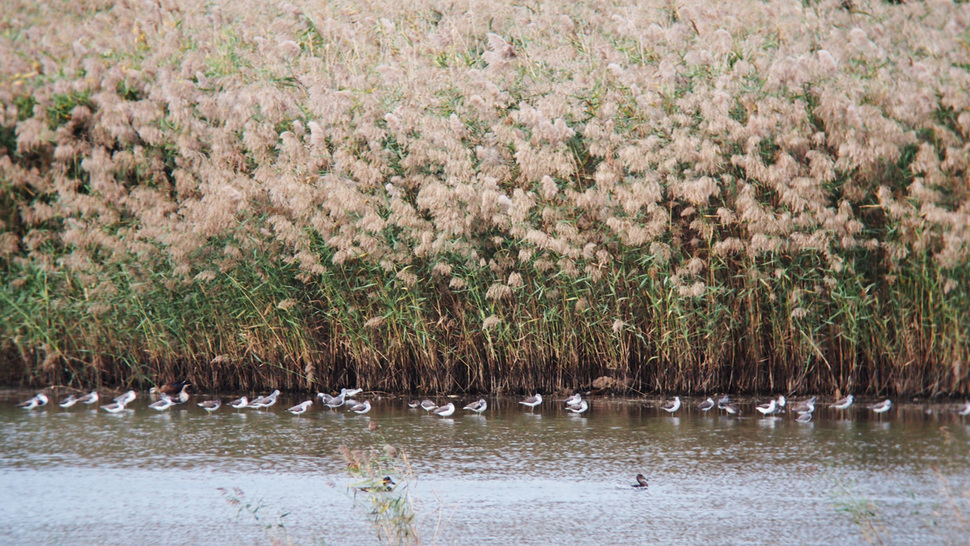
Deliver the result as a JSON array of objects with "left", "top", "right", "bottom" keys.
[{"left": 2, "top": 391, "right": 969, "bottom": 545}]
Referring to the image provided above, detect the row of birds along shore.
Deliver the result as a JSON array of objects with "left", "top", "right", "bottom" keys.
[{"left": 12, "top": 384, "right": 970, "bottom": 419}]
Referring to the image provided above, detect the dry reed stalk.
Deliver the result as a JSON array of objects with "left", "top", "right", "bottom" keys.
[{"left": 1, "top": 0, "right": 968, "bottom": 395}]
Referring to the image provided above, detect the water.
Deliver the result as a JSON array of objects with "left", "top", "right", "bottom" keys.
[{"left": 2, "top": 391, "right": 969, "bottom": 545}]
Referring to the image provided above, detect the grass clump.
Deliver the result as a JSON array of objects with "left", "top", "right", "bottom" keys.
[{"left": 340, "top": 443, "right": 419, "bottom": 545}]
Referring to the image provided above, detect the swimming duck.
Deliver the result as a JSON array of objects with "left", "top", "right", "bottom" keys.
[
  {"left": 170, "top": 384, "right": 191, "bottom": 404},
  {"left": 357, "top": 476, "right": 396, "bottom": 492},
  {"left": 150, "top": 380, "right": 188, "bottom": 399},
  {"left": 632, "top": 474, "right": 648, "bottom": 489}
]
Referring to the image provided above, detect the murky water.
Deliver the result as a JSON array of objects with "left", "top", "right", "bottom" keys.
[{"left": 2, "top": 390, "right": 969, "bottom": 545}]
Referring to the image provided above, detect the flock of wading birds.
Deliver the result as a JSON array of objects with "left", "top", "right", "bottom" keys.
[
  {"left": 14, "top": 384, "right": 970, "bottom": 490},
  {"left": 14, "top": 382, "right": 970, "bottom": 421}
]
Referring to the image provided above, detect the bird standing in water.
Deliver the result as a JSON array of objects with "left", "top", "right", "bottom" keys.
[
  {"left": 830, "top": 394, "right": 854, "bottom": 411},
  {"left": 286, "top": 400, "right": 313, "bottom": 415},
  {"left": 519, "top": 394, "right": 542, "bottom": 412},
  {"left": 198, "top": 399, "right": 222, "bottom": 412},
  {"left": 567, "top": 400, "right": 589, "bottom": 414},
  {"left": 18, "top": 393, "right": 49, "bottom": 410},
  {"left": 463, "top": 399, "right": 488, "bottom": 413},
  {"left": 432, "top": 403, "right": 456, "bottom": 417},
  {"left": 661, "top": 396, "right": 681, "bottom": 414}
]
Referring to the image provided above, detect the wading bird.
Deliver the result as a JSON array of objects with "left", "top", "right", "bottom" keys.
[
  {"left": 432, "top": 403, "right": 455, "bottom": 417},
  {"left": 77, "top": 391, "right": 99, "bottom": 405},
  {"left": 114, "top": 391, "right": 137, "bottom": 406},
  {"left": 830, "top": 394, "right": 854, "bottom": 411},
  {"left": 420, "top": 399, "right": 437, "bottom": 412},
  {"left": 324, "top": 393, "right": 346, "bottom": 410},
  {"left": 229, "top": 396, "right": 249, "bottom": 409},
  {"left": 18, "top": 393, "right": 48, "bottom": 410},
  {"left": 101, "top": 400, "right": 128, "bottom": 413},
  {"left": 198, "top": 399, "right": 222, "bottom": 412},
  {"left": 790, "top": 396, "right": 817, "bottom": 415},
  {"left": 287, "top": 400, "right": 313, "bottom": 415},
  {"left": 350, "top": 400, "right": 372, "bottom": 414},
  {"left": 869, "top": 399, "right": 892, "bottom": 415},
  {"left": 58, "top": 395, "right": 79, "bottom": 408},
  {"left": 567, "top": 400, "right": 589, "bottom": 414},
  {"left": 755, "top": 399, "right": 777, "bottom": 416},
  {"left": 148, "top": 396, "right": 177, "bottom": 411},
  {"left": 519, "top": 394, "right": 543, "bottom": 411},
  {"left": 249, "top": 390, "right": 280, "bottom": 409},
  {"left": 698, "top": 398, "right": 715, "bottom": 412},
  {"left": 661, "top": 396, "right": 681, "bottom": 413},
  {"left": 463, "top": 399, "right": 487, "bottom": 413}
]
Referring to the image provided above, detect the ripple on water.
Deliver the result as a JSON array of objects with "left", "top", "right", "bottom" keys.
[{"left": 1, "top": 394, "right": 969, "bottom": 544}]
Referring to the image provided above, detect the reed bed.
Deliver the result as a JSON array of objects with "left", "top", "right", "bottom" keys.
[{"left": 1, "top": 0, "right": 968, "bottom": 396}]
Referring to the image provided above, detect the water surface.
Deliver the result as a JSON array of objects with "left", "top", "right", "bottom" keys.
[{"left": 2, "top": 391, "right": 968, "bottom": 544}]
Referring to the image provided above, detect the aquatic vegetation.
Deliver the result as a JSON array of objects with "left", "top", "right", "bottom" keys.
[
  {"left": 219, "top": 487, "right": 297, "bottom": 546},
  {"left": 1, "top": 0, "right": 969, "bottom": 396},
  {"left": 830, "top": 477, "right": 885, "bottom": 545},
  {"left": 340, "top": 443, "right": 418, "bottom": 545}
]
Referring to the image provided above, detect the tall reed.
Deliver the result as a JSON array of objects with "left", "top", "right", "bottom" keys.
[{"left": 1, "top": 0, "right": 968, "bottom": 395}]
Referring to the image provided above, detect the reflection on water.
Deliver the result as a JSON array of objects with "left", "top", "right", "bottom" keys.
[{"left": 2, "top": 391, "right": 970, "bottom": 544}]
